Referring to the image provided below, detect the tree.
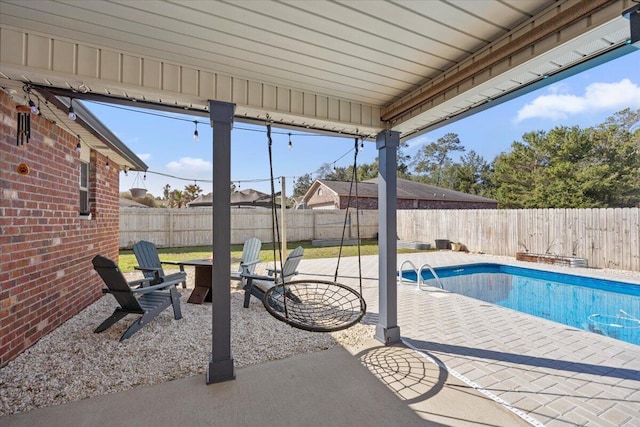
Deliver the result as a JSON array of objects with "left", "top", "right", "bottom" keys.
[
  {"left": 357, "top": 161, "right": 378, "bottom": 181},
  {"left": 412, "top": 132, "right": 465, "bottom": 185},
  {"left": 162, "top": 184, "right": 171, "bottom": 200},
  {"left": 396, "top": 140, "right": 412, "bottom": 178},
  {"left": 316, "top": 162, "right": 352, "bottom": 181},
  {"left": 491, "top": 109, "right": 640, "bottom": 208},
  {"left": 445, "top": 150, "right": 491, "bottom": 196},
  {"left": 293, "top": 173, "right": 314, "bottom": 197},
  {"left": 167, "top": 189, "right": 185, "bottom": 208},
  {"left": 182, "top": 184, "right": 203, "bottom": 204}
]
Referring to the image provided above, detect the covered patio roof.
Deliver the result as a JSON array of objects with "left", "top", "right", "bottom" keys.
[{"left": 1, "top": 1, "right": 638, "bottom": 139}]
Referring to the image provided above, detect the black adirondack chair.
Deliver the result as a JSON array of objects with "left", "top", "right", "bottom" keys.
[
  {"left": 133, "top": 240, "right": 187, "bottom": 288},
  {"left": 92, "top": 255, "right": 183, "bottom": 341}
]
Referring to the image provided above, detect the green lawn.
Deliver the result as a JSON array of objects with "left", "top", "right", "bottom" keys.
[{"left": 118, "top": 240, "right": 427, "bottom": 273}]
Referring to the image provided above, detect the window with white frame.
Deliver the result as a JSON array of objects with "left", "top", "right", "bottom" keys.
[{"left": 79, "top": 161, "right": 90, "bottom": 216}]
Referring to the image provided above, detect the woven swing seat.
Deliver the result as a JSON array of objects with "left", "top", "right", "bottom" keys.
[
  {"left": 264, "top": 280, "right": 366, "bottom": 332},
  {"left": 257, "top": 124, "right": 366, "bottom": 333}
]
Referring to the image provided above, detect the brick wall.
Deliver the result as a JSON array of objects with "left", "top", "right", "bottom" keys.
[{"left": 0, "top": 91, "right": 121, "bottom": 366}]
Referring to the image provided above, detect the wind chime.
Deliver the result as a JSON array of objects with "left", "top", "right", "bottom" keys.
[{"left": 16, "top": 104, "right": 31, "bottom": 145}]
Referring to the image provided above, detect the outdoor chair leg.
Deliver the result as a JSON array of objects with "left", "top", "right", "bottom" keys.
[
  {"left": 170, "top": 287, "right": 183, "bottom": 319},
  {"left": 119, "top": 303, "right": 167, "bottom": 341},
  {"left": 179, "top": 265, "right": 187, "bottom": 288},
  {"left": 94, "top": 309, "right": 128, "bottom": 333},
  {"left": 243, "top": 279, "right": 253, "bottom": 308}
]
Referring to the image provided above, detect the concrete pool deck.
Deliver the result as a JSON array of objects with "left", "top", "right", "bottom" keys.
[{"left": 297, "top": 251, "right": 640, "bottom": 426}]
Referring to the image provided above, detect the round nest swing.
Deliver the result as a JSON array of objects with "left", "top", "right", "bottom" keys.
[
  {"left": 261, "top": 124, "right": 367, "bottom": 333},
  {"left": 264, "top": 280, "right": 367, "bottom": 332}
]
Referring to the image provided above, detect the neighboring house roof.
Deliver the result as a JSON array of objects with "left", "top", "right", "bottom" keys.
[
  {"left": 187, "top": 189, "right": 281, "bottom": 208},
  {"left": 119, "top": 197, "right": 149, "bottom": 208},
  {"left": 304, "top": 178, "right": 498, "bottom": 204}
]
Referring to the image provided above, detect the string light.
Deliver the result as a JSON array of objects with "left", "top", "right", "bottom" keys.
[
  {"left": 68, "top": 98, "right": 76, "bottom": 121},
  {"left": 193, "top": 121, "right": 199, "bottom": 141},
  {"left": 25, "top": 96, "right": 374, "bottom": 189}
]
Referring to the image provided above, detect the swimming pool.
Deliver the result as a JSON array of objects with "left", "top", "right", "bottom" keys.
[{"left": 400, "top": 263, "right": 640, "bottom": 346}]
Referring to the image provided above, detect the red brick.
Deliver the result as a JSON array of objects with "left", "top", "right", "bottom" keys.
[{"left": 0, "top": 91, "right": 121, "bottom": 367}]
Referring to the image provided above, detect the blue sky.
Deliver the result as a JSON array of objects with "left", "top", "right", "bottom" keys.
[{"left": 84, "top": 49, "right": 640, "bottom": 198}]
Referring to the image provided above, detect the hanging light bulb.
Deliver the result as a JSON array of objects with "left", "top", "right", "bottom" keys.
[
  {"left": 105, "top": 159, "right": 110, "bottom": 170},
  {"left": 68, "top": 99, "right": 76, "bottom": 121},
  {"left": 360, "top": 140, "right": 365, "bottom": 151},
  {"left": 193, "top": 121, "right": 199, "bottom": 141},
  {"left": 288, "top": 133, "right": 293, "bottom": 150},
  {"left": 123, "top": 166, "right": 129, "bottom": 176},
  {"left": 76, "top": 136, "right": 82, "bottom": 154},
  {"left": 28, "top": 99, "right": 39, "bottom": 115}
]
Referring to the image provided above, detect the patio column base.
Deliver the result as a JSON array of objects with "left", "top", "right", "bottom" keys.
[
  {"left": 207, "top": 353, "right": 236, "bottom": 384},
  {"left": 375, "top": 324, "right": 401, "bottom": 345}
]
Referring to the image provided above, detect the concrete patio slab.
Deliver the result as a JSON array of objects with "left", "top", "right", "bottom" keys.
[{"left": 1, "top": 337, "right": 526, "bottom": 427}]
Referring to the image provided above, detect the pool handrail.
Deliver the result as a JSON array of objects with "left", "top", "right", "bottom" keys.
[
  {"left": 398, "top": 260, "right": 444, "bottom": 290},
  {"left": 418, "top": 264, "right": 444, "bottom": 289},
  {"left": 398, "top": 260, "right": 421, "bottom": 289}
]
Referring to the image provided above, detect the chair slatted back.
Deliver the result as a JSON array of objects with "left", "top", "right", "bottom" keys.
[
  {"left": 240, "top": 237, "right": 262, "bottom": 275},
  {"left": 92, "top": 255, "right": 143, "bottom": 313},
  {"left": 133, "top": 240, "right": 166, "bottom": 281},
  {"left": 279, "top": 246, "right": 304, "bottom": 284}
]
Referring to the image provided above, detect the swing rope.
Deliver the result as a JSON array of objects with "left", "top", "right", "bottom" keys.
[
  {"left": 334, "top": 137, "right": 363, "bottom": 298},
  {"left": 262, "top": 124, "right": 366, "bottom": 332}
]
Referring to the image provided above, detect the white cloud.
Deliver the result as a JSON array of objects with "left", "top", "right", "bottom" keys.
[
  {"left": 166, "top": 157, "right": 212, "bottom": 171},
  {"left": 516, "top": 79, "right": 640, "bottom": 122},
  {"left": 137, "top": 153, "right": 151, "bottom": 161},
  {"left": 404, "top": 135, "right": 431, "bottom": 150}
]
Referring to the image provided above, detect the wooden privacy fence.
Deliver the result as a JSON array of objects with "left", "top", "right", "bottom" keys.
[
  {"left": 120, "top": 207, "right": 639, "bottom": 271},
  {"left": 119, "top": 207, "right": 378, "bottom": 249},
  {"left": 397, "top": 208, "right": 640, "bottom": 271}
]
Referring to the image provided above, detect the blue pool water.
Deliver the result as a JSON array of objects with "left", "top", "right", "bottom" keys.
[{"left": 401, "top": 263, "right": 640, "bottom": 346}]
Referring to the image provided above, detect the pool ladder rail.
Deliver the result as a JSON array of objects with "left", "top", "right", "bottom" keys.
[{"left": 398, "top": 260, "right": 444, "bottom": 290}]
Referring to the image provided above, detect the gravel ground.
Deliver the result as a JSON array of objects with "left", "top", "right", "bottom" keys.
[{"left": 0, "top": 268, "right": 375, "bottom": 416}]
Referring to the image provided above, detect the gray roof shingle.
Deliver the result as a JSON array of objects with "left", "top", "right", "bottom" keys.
[{"left": 316, "top": 178, "right": 497, "bottom": 204}]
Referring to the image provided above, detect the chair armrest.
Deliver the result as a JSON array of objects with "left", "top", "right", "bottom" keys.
[
  {"left": 240, "top": 259, "right": 261, "bottom": 267},
  {"left": 134, "top": 266, "right": 162, "bottom": 285},
  {"left": 134, "top": 266, "right": 161, "bottom": 272},
  {"left": 131, "top": 281, "right": 179, "bottom": 294},
  {"left": 102, "top": 277, "right": 154, "bottom": 294},
  {"left": 129, "top": 277, "right": 154, "bottom": 288},
  {"left": 266, "top": 267, "right": 280, "bottom": 276},
  {"left": 266, "top": 269, "right": 298, "bottom": 279},
  {"left": 241, "top": 273, "right": 275, "bottom": 282},
  {"left": 160, "top": 260, "right": 183, "bottom": 266}
]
